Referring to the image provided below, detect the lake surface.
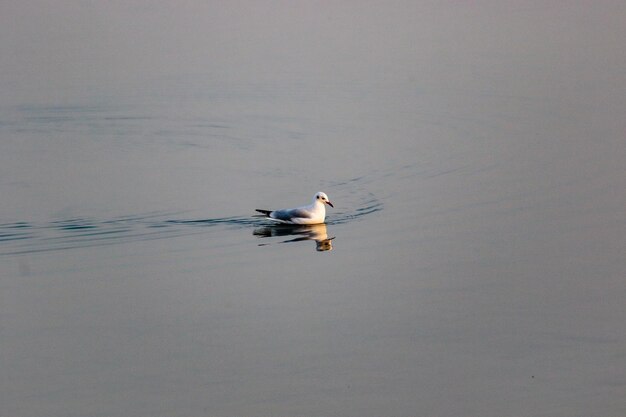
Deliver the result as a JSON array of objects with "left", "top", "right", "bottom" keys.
[{"left": 1, "top": 3, "right": 625, "bottom": 417}]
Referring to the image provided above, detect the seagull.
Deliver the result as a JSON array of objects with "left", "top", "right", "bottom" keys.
[{"left": 256, "top": 192, "right": 334, "bottom": 225}]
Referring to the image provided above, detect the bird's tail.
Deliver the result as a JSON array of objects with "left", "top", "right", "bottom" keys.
[{"left": 255, "top": 209, "right": 272, "bottom": 216}]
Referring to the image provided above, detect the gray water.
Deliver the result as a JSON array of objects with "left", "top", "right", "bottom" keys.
[{"left": 1, "top": 3, "right": 625, "bottom": 417}]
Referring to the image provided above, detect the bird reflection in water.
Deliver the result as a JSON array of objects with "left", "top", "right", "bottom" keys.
[{"left": 253, "top": 223, "right": 335, "bottom": 252}]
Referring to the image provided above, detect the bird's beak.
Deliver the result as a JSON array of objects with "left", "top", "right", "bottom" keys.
[{"left": 326, "top": 201, "right": 334, "bottom": 208}]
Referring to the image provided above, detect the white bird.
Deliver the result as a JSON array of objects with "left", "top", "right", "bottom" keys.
[{"left": 256, "top": 192, "right": 334, "bottom": 225}]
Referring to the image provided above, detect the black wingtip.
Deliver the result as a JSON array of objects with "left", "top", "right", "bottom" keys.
[{"left": 255, "top": 209, "right": 272, "bottom": 216}]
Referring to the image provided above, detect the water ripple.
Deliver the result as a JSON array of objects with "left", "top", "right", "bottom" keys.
[
  {"left": 327, "top": 194, "right": 383, "bottom": 225},
  {"left": 0, "top": 194, "right": 382, "bottom": 256}
]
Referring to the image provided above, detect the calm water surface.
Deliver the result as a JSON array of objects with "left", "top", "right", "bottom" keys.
[{"left": 1, "top": 3, "right": 625, "bottom": 417}]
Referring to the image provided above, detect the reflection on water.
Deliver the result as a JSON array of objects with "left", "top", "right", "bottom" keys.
[{"left": 254, "top": 223, "right": 335, "bottom": 251}]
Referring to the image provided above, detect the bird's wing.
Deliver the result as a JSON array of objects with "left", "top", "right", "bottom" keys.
[{"left": 270, "top": 207, "right": 313, "bottom": 222}]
